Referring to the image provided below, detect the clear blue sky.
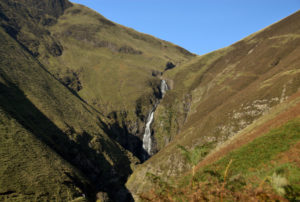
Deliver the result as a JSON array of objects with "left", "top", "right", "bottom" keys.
[{"left": 70, "top": 0, "right": 299, "bottom": 55}]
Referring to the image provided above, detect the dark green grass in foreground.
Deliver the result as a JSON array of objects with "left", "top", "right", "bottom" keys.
[{"left": 195, "top": 118, "right": 300, "bottom": 199}]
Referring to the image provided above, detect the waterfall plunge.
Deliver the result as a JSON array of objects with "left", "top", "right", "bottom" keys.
[
  {"left": 142, "top": 80, "right": 168, "bottom": 158},
  {"left": 142, "top": 110, "right": 154, "bottom": 154},
  {"left": 160, "top": 79, "right": 169, "bottom": 98}
]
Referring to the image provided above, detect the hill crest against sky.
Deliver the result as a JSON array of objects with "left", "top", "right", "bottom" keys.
[{"left": 70, "top": 0, "right": 300, "bottom": 54}]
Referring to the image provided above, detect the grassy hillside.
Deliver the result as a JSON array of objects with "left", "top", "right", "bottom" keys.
[
  {"left": 140, "top": 117, "right": 300, "bottom": 201},
  {"left": 0, "top": 25, "right": 137, "bottom": 201},
  {"left": 0, "top": 107, "right": 89, "bottom": 202},
  {"left": 126, "top": 10, "right": 300, "bottom": 199},
  {"left": 0, "top": 0, "right": 194, "bottom": 120},
  {"left": 45, "top": 3, "right": 194, "bottom": 114},
  {"left": 0, "top": 0, "right": 195, "bottom": 200},
  {"left": 0, "top": 0, "right": 195, "bottom": 160},
  {"left": 1, "top": 0, "right": 300, "bottom": 201},
  {"left": 154, "top": 10, "right": 300, "bottom": 150}
]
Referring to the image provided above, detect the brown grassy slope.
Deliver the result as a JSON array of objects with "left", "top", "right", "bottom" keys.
[
  {"left": 0, "top": 26, "right": 136, "bottom": 201},
  {"left": 196, "top": 91, "right": 300, "bottom": 170},
  {"left": 127, "top": 91, "right": 300, "bottom": 200},
  {"left": 154, "top": 10, "right": 300, "bottom": 149},
  {"left": 127, "top": 10, "right": 300, "bottom": 197},
  {"left": 140, "top": 115, "right": 300, "bottom": 201}
]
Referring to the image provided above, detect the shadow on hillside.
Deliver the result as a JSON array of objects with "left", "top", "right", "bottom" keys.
[
  {"left": 99, "top": 115, "right": 150, "bottom": 163},
  {"left": 0, "top": 79, "right": 134, "bottom": 201}
]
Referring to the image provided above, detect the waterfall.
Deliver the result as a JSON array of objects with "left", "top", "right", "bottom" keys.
[
  {"left": 142, "top": 110, "right": 154, "bottom": 154},
  {"left": 160, "top": 79, "right": 169, "bottom": 98},
  {"left": 142, "top": 79, "right": 169, "bottom": 159}
]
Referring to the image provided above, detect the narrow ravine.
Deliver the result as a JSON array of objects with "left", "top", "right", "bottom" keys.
[{"left": 142, "top": 79, "right": 169, "bottom": 160}]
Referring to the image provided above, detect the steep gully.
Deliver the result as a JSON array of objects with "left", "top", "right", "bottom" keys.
[
  {"left": 142, "top": 79, "right": 169, "bottom": 160},
  {"left": 93, "top": 78, "right": 170, "bottom": 201},
  {"left": 101, "top": 78, "right": 169, "bottom": 163}
]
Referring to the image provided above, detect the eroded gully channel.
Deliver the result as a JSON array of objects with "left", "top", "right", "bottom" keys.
[
  {"left": 94, "top": 79, "right": 169, "bottom": 201},
  {"left": 142, "top": 79, "right": 169, "bottom": 161}
]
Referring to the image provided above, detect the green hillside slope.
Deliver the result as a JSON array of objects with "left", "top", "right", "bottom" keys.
[
  {"left": 0, "top": 107, "right": 89, "bottom": 202},
  {"left": 47, "top": 3, "right": 194, "bottom": 114},
  {"left": 0, "top": 26, "right": 135, "bottom": 201}
]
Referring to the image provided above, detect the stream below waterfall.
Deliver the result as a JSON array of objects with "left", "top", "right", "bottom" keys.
[{"left": 142, "top": 79, "right": 169, "bottom": 160}]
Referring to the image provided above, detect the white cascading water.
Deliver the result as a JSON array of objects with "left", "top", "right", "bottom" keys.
[
  {"left": 142, "top": 80, "right": 169, "bottom": 157},
  {"left": 160, "top": 79, "right": 169, "bottom": 98},
  {"left": 142, "top": 110, "right": 154, "bottom": 154}
]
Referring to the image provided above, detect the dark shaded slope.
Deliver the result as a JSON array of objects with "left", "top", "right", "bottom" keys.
[
  {"left": 0, "top": 26, "right": 135, "bottom": 201},
  {"left": 0, "top": 81, "right": 91, "bottom": 201}
]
